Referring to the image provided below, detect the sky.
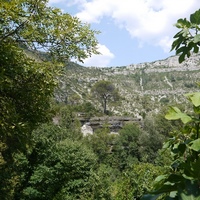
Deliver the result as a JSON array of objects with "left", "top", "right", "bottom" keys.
[{"left": 48, "top": 0, "right": 199, "bottom": 67}]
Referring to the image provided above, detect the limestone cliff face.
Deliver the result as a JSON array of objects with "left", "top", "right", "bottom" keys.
[{"left": 125, "top": 53, "right": 200, "bottom": 73}]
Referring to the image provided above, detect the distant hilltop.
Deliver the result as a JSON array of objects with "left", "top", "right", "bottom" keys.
[{"left": 126, "top": 53, "right": 200, "bottom": 72}]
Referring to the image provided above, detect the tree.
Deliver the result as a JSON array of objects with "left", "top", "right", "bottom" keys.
[
  {"left": 114, "top": 163, "right": 163, "bottom": 200},
  {"left": 144, "top": 107, "right": 182, "bottom": 138},
  {"left": 0, "top": 0, "right": 99, "bottom": 198},
  {"left": 0, "top": 42, "right": 59, "bottom": 195},
  {"left": 84, "top": 125, "right": 116, "bottom": 164},
  {"left": 113, "top": 123, "right": 141, "bottom": 170},
  {"left": 85, "top": 164, "right": 115, "bottom": 200},
  {"left": 0, "top": 0, "right": 99, "bottom": 155},
  {"left": 111, "top": 123, "right": 160, "bottom": 170},
  {"left": 142, "top": 94, "right": 200, "bottom": 200},
  {"left": 0, "top": 0, "right": 99, "bottom": 62},
  {"left": 0, "top": 41, "right": 55, "bottom": 143},
  {"left": 19, "top": 124, "right": 97, "bottom": 200},
  {"left": 92, "top": 80, "right": 120, "bottom": 114},
  {"left": 171, "top": 9, "right": 200, "bottom": 63},
  {"left": 142, "top": 9, "right": 200, "bottom": 200}
]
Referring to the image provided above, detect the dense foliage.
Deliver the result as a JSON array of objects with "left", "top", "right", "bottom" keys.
[
  {"left": 171, "top": 9, "right": 200, "bottom": 63},
  {"left": 1, "top": 1, "right": 200, "bottom": 199},
  {"left": 142, "top": 93, "right": 200, "bottom": 200},
  {"left": 0, "top": 39, "right": 60, "bottom": 197},
  {"left": 142, "top": 9, "right": 200, "bottom": 200},
  {"left": 0, "top": 0, "right": 99, "bottom": 199},
  {"left": 22, "top": 124, "right": 97, "bottom": 200},
  {"left": 114, "top": 163, "right": 163, "bottom": 200},
  {"left": 0, "top": 0, "right": 99, "bottom": 62},
  {"left": 92, "top": 80, "right": 120, "bottom": 114}
]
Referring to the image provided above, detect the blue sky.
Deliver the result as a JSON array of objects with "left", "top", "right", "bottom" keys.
[{"left": 49, "top": 0, "right": 199, "bottom": 67}]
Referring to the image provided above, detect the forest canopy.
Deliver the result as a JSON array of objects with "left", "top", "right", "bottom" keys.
[
  {"left": 0, "top": 1, "right": 99, "bottom": 198},
  {"left": 0, "top": 0, "right": 99, "bottom": 62},
  {"left": 1, "top": 1, "right": 200, "bottom": 200}
]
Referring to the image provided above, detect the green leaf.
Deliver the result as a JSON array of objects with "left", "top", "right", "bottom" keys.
[
  {"left": 176, "top": 18, "right": 191, "bottom": 28},
  {"left": 180, "top": 193, "right": 200, "bottom": 200},
  {"left": 165, "top": 107, "right": 192, "bottom": 124},
  {"left": 163, "top": 141, "right": 170, "bottom": 149},
  {"left": 184, "top": 18, "right": 192, "bottom": 27},
  {"left": 189, "top": 138, "right": 200, "bottom": 152},
  {"left": 178, "top": 143, "right": 187, "bottom": 155},
  {"left": 190, "top": 9, "right": 200, "bottom": 25},
  {"left": 173, "top": 30, "right": 183, "bottom": 38},
  {"left": 179, "top": 180, "right": 200, "bottom": 200},
  {"left": 193, "top": 34, "right": 200, "bottom": 43},
  {"left": 193, "top": 45, "right": 199, "bottom": 53},
  {"left": 187, "top": 50, "right": 191, "bottom": 58},
  {"left": 185, "top": 92, "right": 200, "bottom": 107},
  {"left": 179, "top": 52, "right": 186, "bottom": 63},
  {"left": 169, "top": 191, "right": 177, "bottom": 198},
  {"left": 176, "top": 46, "right": 186, "bottom": 55},
  {"left": 171, "top": 35, "right": 184, "bottom": 51},
  {"left": 182, "top": 28, "right": 189, "bottom": 37},
  {"left": 154, "top": 175, "right": 167, "bottom": 183},
  {"left": 141, "top": 194, "right": 162, "bottom": 200}
]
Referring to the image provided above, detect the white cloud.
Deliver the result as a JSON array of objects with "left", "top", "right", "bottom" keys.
[
  {"left": 82, "top": 44, "right": 115, "bottom": 67},
  {"left": 158, "top": 36, "right": 174, "bottom": 53},
  {"left": 74, "top": 0, "right": 199, "bottom": 52}
]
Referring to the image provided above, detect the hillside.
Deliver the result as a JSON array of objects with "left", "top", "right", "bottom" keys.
[{"left": 55, "top": 53, "right": 200, "bottom": 118}]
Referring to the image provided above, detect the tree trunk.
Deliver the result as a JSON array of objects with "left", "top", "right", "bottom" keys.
[{"left": 103, "top": 98, "right": 107, "bottom": 114}]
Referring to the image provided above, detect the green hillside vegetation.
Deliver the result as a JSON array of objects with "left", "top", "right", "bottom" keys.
[
  {"left": 1, "top": 1, "right": 200, "bottom": 199},
  {"left": 55, "top": 58, "right": 200, "bottom": 117}
]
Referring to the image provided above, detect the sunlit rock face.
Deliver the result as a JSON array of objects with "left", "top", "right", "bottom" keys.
[{"left": 81, "top": 123, "right": 93, "bottom": 136}]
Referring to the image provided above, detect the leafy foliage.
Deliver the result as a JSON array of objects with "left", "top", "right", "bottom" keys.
[
  {"left": 3, "top": 3, "right": 200, "bottom": 200},
  {"left": 85, "top": 164, "right": 115, "bottom": 200},
  {"left": 114, "top": 163, "right": 163, "bottom": 200},
  {"left": 171, "top": 9, "right": 200, "bottom": 63},
  {"left": 0, "top": 123, "right": 97, "bottom": 199},
  {"left": 112, "top": 123, "right": 142, "bottom": 170},
  {"left": 84, "top": 125, "right": 116, "bottom": 164},
  {"left": 92, "top": 80, "right": 120, "bottom": 114},
  {"left": 112, "top": 123, "right": 163, "bottom": 169},
  {"left": 0, "top": 0, "right": 99, "bottom": 62},
  {"left": 0, "top": 40, "right": 56, "bottom": 162},
  {"left": 23, "top": 125, "right": 97, "bottom": 200},
  {"left": 142, "top": 93, "right": 200, "bottom": 200},
  {"left": 142, "top": 9, "right": 200, "bottom": 200},
  {"left": 0, "top": 0, "right": 99, "bottom": 198}
]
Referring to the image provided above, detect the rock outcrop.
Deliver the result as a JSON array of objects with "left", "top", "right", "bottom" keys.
[{"left": 79, "top": 116, "right": 142, "bottom": 136}]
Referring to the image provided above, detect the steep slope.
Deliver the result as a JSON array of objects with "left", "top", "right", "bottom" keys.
[{"left": 55, "top": 53, "right": 200, "bottom": 118}]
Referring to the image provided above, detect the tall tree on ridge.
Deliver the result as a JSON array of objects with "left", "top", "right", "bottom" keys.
[{"left": 92, "top": 80, "right": 120, "bottom": 114}]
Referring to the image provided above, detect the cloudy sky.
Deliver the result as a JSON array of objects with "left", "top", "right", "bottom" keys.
[{"left": 49, "top": 0, "right": 199, "bottom": 67}]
